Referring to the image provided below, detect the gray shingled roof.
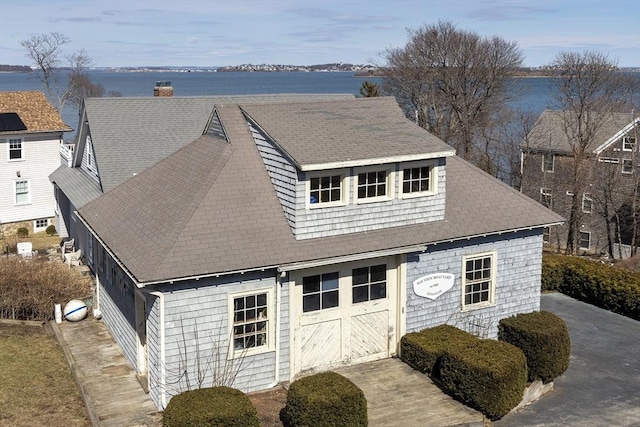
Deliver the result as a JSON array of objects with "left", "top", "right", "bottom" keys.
[
  {"left": 49, "top": 166, "right": 103, "bottom": 209},
  {"left": 527, "top": 110, "right": 635, "bottom": 154},
  {"left": 84, "top": 94, "right": 355, "bottom": 193},
  {"left": 79, "top": 98, "right": 563, "bottom": 284},
  {"left": 241, "top": 97, "right": 453, "bottom": 169}
]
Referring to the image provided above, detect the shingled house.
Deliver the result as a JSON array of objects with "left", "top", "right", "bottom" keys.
[
  {"left": 51, "top": 94, "right": 562, "bottom": 408},
  {"left": 521, "top": 110, "right": 640, "bottom": 257},
  {"left": 0, "top": 91, "right": 71, "bottom": 234}
]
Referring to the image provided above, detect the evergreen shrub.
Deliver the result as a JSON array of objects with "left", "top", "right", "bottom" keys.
[
  {"left": 163, "top": 386, "right": 259, "bottom": 427},
  {"left": 284, "top": 371, "right": 367, "bottom": 427}
]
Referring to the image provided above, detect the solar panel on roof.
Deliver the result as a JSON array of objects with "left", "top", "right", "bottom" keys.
[{"left": 0, "top": 113, "right": 27, "bottom": 132}]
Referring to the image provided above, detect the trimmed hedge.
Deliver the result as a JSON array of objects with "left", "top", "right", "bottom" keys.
[
  {"left": 499, "top": 311, "right": 570, "bottom": 383},
  {"left": 439, "top": 339, "right": 527, "bottom": 421},
  {"left": 284, "top": 372, "right": 367, "bottom": 427},
  {"left": 542, "top": 254, "right": 640, "bottom": 320},
  {"left": 400, "top": 325, "right": 476, "bottom": 376},
  {"left": 163, "top": 386, "right": 259, "bottom": 427}
]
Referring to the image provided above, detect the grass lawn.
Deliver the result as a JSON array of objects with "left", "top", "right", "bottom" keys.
[{"left": 0, "top": 321, "right": 90, "bottom": 427}]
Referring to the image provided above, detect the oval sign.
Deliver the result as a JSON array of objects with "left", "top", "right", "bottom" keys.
[{"left": 413, "top": 273, "right": 455, "bottom": 300}]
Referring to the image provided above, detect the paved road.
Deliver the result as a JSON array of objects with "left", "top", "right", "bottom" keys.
[{"left": 495, "top": 293, "right": 640, "bottom": 427}]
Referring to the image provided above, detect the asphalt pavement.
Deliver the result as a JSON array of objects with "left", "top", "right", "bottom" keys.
[{"left": 495, "top": 292, "right": 640, "bottom": 427}]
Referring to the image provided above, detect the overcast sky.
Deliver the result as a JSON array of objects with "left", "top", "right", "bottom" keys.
[{"left": 1, "top": 0, "right": 638, "bottom": 68}]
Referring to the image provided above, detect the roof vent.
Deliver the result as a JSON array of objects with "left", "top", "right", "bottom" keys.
[{"left": 154, "top": 81, "right": 173, "bottom": 97}]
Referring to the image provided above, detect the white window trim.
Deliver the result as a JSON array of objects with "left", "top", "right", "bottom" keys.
[
  {"left": 543, "top": 227, "right": 550, "bottom": 244},
  {"left": 14, "top": 179, "right": 30, "bottom": 205},
  {"left": 305, "top": 169, "right": 349, "bottom": 209},
  {"left": 582, "top": 194, "right": 593, "bottom": 214},
  {"left": 622, "top": 136, "right": 636, "bottom": 152},
  {"left": 354, "top": 165, "right": 394, "bottom": 204},
  {"left": 399, "top": 160, "right": 439, "bottom": 199},
  {"left": 33, "top": 218, "right": 50, "bottom": 233},
  {"left": 579, "top": 231, "right": 591, "bottom": 250},
  {"left": 622, "top": 158, "right": 634, "bottom": 174},
  {"left": 461, "top": 251, "right": 497, "bottom": 311},
  {"left": 7, "top": 138, "right": 24, "bottom": 161},
  {"left": 87, "top": 236, "right": 94, "bottom": 267},
  {"left": 228, "top": 288, "right": 274, "bottom": 359},
  {"left": 540, "top": 188, "right": 552, "bottom": 208},
  {"left": 542, "top": 153, "right": 554, "bottom": 172}
]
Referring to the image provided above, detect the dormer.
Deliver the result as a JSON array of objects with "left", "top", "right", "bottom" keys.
[{"left": 243, "top": 97, "right": 455, "bottom": 240}]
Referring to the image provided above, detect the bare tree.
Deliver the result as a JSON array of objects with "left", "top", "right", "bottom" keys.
[
  {"left": 548, "top": 51, "right": 634, "bottom": 254},
  {"left": 382, "top": 21, "right": 524, "bottom": 170},
  {"left": 21, "top": 32, "right": 103, "bottom": 113}
]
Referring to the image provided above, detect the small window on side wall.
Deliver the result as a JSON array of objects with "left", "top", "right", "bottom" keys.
[
  {"left": 309, "top": 174, "right": 344, "bottom": 206},
  {"left": 462, "top": 252, "right": 496, "bottom": 309},
  {"left": 232, "top": 291, "right": 269, "bottom": 353},
  {"left": 582, "top": 194, "right": 593, "bottom": 214},
  {"left": 9, "top": 138, "right": 24, "bottom": 160},
  {"left": 542, "top": 153, "right": 554, "bottom": 172},
  {"left": 622, "top": 159, "right": 634, "bottom": 174},
  {"left": 623, "top": 136, "right": 636, "bottom": 152},
  {"left": 579, "top": 231, "right": 591, "bottom": 250}
]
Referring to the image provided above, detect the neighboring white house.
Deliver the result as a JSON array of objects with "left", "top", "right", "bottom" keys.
[
  {"left": 51, "top": 93, "right": 563, "bottom": 409},
  {"left": 0, "top": 91, "right": 71, "bottom": 234}
]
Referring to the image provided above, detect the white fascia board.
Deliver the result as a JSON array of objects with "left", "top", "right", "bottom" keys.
[
  {"left": 299, "top": 150, "right": 456, "bottom": 172},
  {"left": 594, "top": 117, "right": 640, "bottom": 155}
]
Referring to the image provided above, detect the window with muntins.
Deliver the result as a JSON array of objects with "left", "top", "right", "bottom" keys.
[
  {"left": 303, "top": 272, "right": 339, "bottom": 312},
  {"left": 15, "top": 180, "right": 29, "bottom": 204},
  {"left": 542, "top": 153, "right": 554, "bottom": 172},
  {"left": 463, "top": 253, "right": 495, "bottom": 308},
  {"left": 579, "top": 232, "right": 591, "bottom": 250},
  {"left": 309, "top": 175, "right": 342, "bottom": 205},
  {"left": 623, "top": 136, "right": 636, "bottom": 151},
  {"left": 402, "top": 166, "right": 431, "bottom": 194},
  {"left": 9, "top": 138, "right": 23, "bottom": 160},
  {"left": 582, "top": 194, "right": 593, "bottom": 214},
  {"left": 352, "top": 264, "right": 387, "bottom": 303},
  {"left": 357, "top": 171, "right": 387, "bottom": 199},
  {"left": 233, "top": 292, "right": 268, "bottom": 350},
  {"left": 34, "top": 218, "right": 49, "bottom": 231}
]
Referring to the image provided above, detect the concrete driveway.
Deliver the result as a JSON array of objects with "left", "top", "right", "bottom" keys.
[{"left": 495, "top": 292, "right": 640, "bottom": 427}]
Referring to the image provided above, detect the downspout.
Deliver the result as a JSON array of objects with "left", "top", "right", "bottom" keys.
[
  {"left": 267, "top": 272, "right": 283, "bottom": 388},
  {"left": 147, "top": 290, "right": 166, "bottom": 408}
]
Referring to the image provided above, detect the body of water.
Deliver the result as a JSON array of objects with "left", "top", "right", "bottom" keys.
[{"left": 0, "top": 70, "right": 554, "bottom": 134}]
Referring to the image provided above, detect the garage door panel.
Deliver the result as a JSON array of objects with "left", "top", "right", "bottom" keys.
[
  {"left": 350, "top": 311, "right": 388, "bottom": 360},
  {"left": 300, "top": 319, "right": 342, "bottom": 371}
]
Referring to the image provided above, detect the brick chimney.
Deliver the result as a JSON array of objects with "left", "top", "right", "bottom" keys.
[{"left": 153, "top": 81, "right": 173, "bottom": 97}]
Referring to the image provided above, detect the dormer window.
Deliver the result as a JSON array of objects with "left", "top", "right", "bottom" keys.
[
  {"left": 400, "top": 161, "right": 437, "bottom": 198},
  {"left": 355, "top": 166, "right": 392, "bottom": 203},
  {"left": 308, "top": 171, "right": 346, "bottom": 207}
]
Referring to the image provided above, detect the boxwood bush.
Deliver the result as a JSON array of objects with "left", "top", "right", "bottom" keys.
[
  {"left": 499, "top": 311, "right": 570, "bottom": 383},
  {"left": 400, "top": 324, "right": 476, "bottom": 376},
  {"left": 284, "top": 371, "right": 367, "bottom": 427},
  {"left": 439, "top": 339, "right": 527, "bottom": 420},
  {"left": 542, "top": 254, "right": 640, "bottom": 320},
  {"left": 163, "top": 386, "right": 259, "bottom": 427}
]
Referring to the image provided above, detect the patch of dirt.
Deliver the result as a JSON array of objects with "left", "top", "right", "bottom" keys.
[{"left": 248, "top": 386, "right": 288, "bottom": 427}]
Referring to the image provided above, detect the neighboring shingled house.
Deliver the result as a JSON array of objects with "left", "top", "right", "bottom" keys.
[
  {"left": 521, "top": 110, "right": 640, "bottom": 257},
  {"left": 51, "top": 94, "right": 562, "bottom": 409},
  {"left": 0, "top": 91, "right": 71, "bottom": 235}
]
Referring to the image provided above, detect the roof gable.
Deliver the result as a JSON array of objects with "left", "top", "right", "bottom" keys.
[{"left": 0, "top": 91, "right": 71, "bottom": 133}]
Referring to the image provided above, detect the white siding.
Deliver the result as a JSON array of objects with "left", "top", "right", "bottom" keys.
[
  {"left": 0, "top": 132, "right": 62, "bottom": 224},
  {"left": 405, "top": 229, "right": 543, "bottom": 339}
]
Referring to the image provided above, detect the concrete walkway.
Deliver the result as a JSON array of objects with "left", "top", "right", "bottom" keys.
[
  {"left": 335, "top": 358, "right": 485, "bottom": 427},
  {"left": 50, "top": 318, "right": 162, "bottom": 427}
]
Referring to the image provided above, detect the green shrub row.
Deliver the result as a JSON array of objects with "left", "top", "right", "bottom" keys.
[
  {"left": 499, "top": 311, "right": 570, "bottom": 383},
  {"left": 401, "top": 325, "right": 527, "bottom": 420},
  {"left": 542, "top": 254, "right": 640, "bottom": 320},
  {"left": 163, "top": 386, "right": 259, "bottom": 427},
  {"left": 284, "top": 372, "right": 367, "bottom": 427}
]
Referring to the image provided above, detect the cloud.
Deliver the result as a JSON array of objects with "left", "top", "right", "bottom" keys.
[
  {"left": 48, "top": 16, "right": 102, "bottom": 23},
  {"left": 468, "top": 5, "right": 556, "bottom": 21}
]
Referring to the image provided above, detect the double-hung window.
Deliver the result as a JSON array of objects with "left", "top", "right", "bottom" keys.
[
  {"left": 542, "top": 153, "right": 554, "bottom": 172},
  {"left": 579, "top": 232, "right": 591, "bottom": 250},
  {"left": 232, "top": 291, "right": 269, "bottom": 352},
  {"left": 582, "top": 194, "right": 593, "bottom": 214},
  {"left": 622, "top": 159, "right": 634, "bottom": 174},
  {"left": 15, "top": 180, "right": 29, "bottom": 204},
  {"left": 623, "top": 136, "right": 636, "bottom": 151},
  {"left": 9, "top": 138, "right": 23, "bottom": 160},
  {"left": 540, "top": 188, "right": 553, "bottom": 209},
  {"left": 462, "top": 252, "right": 496, "bottom": 309}
]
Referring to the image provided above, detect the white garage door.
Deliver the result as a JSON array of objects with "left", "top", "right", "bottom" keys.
[{"left": 291, "top": 257, "right": 398, "bottom": 376}]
